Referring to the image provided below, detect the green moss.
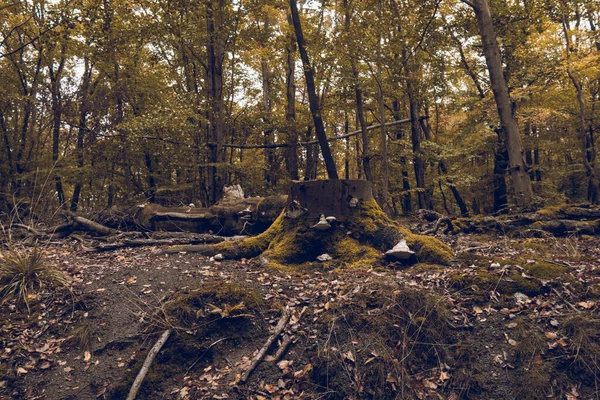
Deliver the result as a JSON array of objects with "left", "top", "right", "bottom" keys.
[
  {"left": 405, "top": 233, "right": 454, "bottom": 265},
  {"left": 524, "top": 261, "right": 569, "bottom": 280},
  {"left": 451, "top": 270, "right": 544, "bottom": 297},
  {"left": 536, "top": 205, "right": 564, "bottom": 218},
  {"left": 214, "top": 211, "right": 286, "bottom": 259},
  {"left": 215, "top": 198, "right": 452, "bottom": 268}
]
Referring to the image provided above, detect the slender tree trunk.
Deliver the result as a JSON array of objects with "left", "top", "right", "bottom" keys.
[
  {"left": 404, "top": 50, "right": 427, "bottom": 210},
  {"left": 206, "top": 0, "right": 226, "bottom": 204},
  {"left": 289, "top": 0, "right": 338, "bottom": 179},
  {"left": 70, "top": 58, "right": 92, "bottom": 212},
  {"left": 49, "top": 55, "right": 67, "bottom": 209},
  {"left": 376, "top": 4, "right": 388, "bottom": 204},
  {"left": 261, "top": 57, "right": 276, "bottom": 187},
  {"left": 343, "top": 0, "right": 371, "bottom": 182},
  {"left": 493, "top": 129, "right": 509, "bottom": 213},
  {"left": 285, "top": 18, "right": 299, "bottom": 180},
  {"left": 438, "top": 160, "right": 469, "bottom": 216},
  {"left": 562, "top": 16, "right": 599, "bottom": 203},
  {"left": 392, "top": 99, "right": 412, "bottom": 213},
  {"left": 468, "top": 0, "right": 533, "bottom": 207}
]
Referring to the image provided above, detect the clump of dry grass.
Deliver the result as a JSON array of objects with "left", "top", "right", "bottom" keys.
[{"left": 0, "top": 246, "right": 69, "bottom": 311}]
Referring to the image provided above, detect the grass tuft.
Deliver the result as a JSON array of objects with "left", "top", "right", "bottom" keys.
[{"left": 0, "top": 246, "right": 69, "bottom": 311}]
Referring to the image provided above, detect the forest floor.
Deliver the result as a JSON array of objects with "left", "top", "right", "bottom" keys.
[{"left": 1, "top": 224, "right": 600, "bottom": 400}]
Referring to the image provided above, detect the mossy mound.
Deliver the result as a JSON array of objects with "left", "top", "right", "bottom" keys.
[
  {"left": 161, "top": 281, "right": 264, "bottom": 331},
  {"left": 310, "top": 281, "right": 453, "bottom": 399},
  {"left": 523, "top": 261, "right": 569, "bottom": 280},
  {"left": 109, "top": 282, "right": 266, "bottom": 399},
  {"left": 215, "top": 198, "right": 453, "bottom": 268},
  {"left": 450, "top": 270, "right": 545, "bottom": 299}
]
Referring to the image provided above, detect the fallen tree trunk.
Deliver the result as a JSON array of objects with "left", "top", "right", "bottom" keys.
[
  {"left": 137, "top": 195, "right": 287, "bottom": 236},
  {"left": 423, "top": 204, "right": 600, "bottom": 237},
  {"left": 92, "top": 235, "right": 226, "bottom": 252}
]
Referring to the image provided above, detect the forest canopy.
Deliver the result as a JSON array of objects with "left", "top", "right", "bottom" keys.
[{"left": 1, "top": 0, "right": 599, "bottom": 215}]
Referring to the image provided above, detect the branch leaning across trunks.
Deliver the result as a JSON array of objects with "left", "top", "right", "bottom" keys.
[{"left": 141, "top": 117, "right": 427, "bottom": 150}]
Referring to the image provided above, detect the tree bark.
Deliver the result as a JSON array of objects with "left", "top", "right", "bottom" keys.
[
  {"left": 469, "top": 0, "right": 533, "bottom": 207},
  {"left": 404, "top": 50, "right": 427, "bottom": 210},
  {"left": 289, "top": 0, "right": 338, "bottom": 179},
  {"left": 206, "top": 0, "right": 226, "bottom": 204},
  {"left": 285, "top": 17, "right": 299, "bottom": 180},
  {"left": 343, "top": 0, "right": 372, "bottom": 182},
  {"left": 70, "top": 58, "right": 92, "bottom": 212},
  {"left": 562, "top": 16, "right": 599, "bottom": 204},
  {"left": 49, "top": 53, "right": 66, "bottom": 209},
  {"left": 493, "top": 129, "right": 509, "bottom": 214}
]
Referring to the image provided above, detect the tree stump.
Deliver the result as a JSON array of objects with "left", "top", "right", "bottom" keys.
[{"left": 212, "top": 180, "right": 453, "bottom": 268}]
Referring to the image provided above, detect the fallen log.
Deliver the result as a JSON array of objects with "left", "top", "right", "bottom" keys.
[
  {"left": 60, "top": 210, "right": 117, "bottom": 236},
  {"left": 92, "top": 235, "right": 226, "bottom": 252},
  {"left": 137, "top": 195, "right": 287, "bottom": 236},
  {"left": 424, "top": 205, "right": 600, "bottom": 237}
]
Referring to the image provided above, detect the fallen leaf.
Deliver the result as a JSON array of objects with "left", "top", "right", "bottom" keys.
[
  {"left": 84, "top": 351, "right": 91, "bottom": 362},
  {"left": 277, "top": 360, "right": 291, "bottom": 370},
  {"left": 545, "top": 332, "right": 558, "bottom": 340},
  {"left": 345, "top": 351, "right": 355, "bottom": 363}
]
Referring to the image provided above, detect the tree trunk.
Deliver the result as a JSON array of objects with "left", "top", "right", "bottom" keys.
[
  {"left": 71, "top": 58, "right": 92, "bottom": 212},
  {"left": 304, "top": 125, "right": 318, "bottom": 180},
  {"left": 469, "top": 0, "right": 533, "bottom": 207},
  {"left": 289, "top": 0, "right": 338, "bottom": 179},
  {"left": 439, "top": 160, "right": 469, "bottom": 216},
  {"left": 261, "top": 57, "right": 276, "bottom": 187},
  {"left": 285, "top": 18, "right": 299, "bottom": 181},
  {"left": 376, "top": 11, "right": 388, "bottom": 205},
  {"left": 404, "top": 50, "right": 427, "bottom": 210},
  {"left": 493, "top": 129, "right": 509, "bottom": 214},
  {"left": 49, "top": 55, "right": 66, "bottom": 209},
  {"left": 343, "top": 0, "right": 372, "bottom": 182},
  {"left": 392, "top": 100, "right": 412, "bottom": 213},
  {"left": 562, "top": 16, "right": 599, "bottom": 204},
  {"left": 207, "top": 0, "right": 226, "bottom": 204}
]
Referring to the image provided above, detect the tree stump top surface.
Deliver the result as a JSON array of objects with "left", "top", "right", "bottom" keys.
[{"left": 288, "top": 179, "right": 373, "bottom": 220}]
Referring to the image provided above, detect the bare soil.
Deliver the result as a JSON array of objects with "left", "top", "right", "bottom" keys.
[{"left": 1, "top": 230, "right": 599, "bottom": 400}]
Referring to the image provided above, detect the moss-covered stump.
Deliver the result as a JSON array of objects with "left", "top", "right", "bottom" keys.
[{"left": 213, "top": 180, "right": 453, "bottom": 268}]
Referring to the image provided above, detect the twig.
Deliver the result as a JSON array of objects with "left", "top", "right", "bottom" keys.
[
  {"left": 126, "top": 329, "right": 172, "bottom": 400},
  {"left": 273, "top": 334, "right": 294, "bottom": 362},
  {"left": 185, "top": 337, "right": 228, "bottom": 374},
  {"left": 239, "top": 308, "right": 291, "bottom": 384}
]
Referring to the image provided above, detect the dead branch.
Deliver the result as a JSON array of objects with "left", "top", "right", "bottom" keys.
[
  {"left": 92, "top": 235, "right": 225, "bottom": 252},
  {"left": 60, "top": 210, "right": 116, "bottom": 236},
  {"left": 126, "top": 329, "right": 172, "bottom": 400},
  {"left": 239, "top": 308, "right": 291, "bottom": 384},
  {"left": 273, "top": 334, "right": 294, "bottom": 363}
]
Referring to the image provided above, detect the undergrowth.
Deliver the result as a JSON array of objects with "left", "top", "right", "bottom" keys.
[
  {"left": 0, "top": 246, "right": 69, "bottom": 311},
  {"left": 311, "top": 281, "right": 454, "bottom": 399}
]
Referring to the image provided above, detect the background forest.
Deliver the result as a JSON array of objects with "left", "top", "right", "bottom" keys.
[{"left": 1, "top": 0, "right": 599, "bottom": 216}]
